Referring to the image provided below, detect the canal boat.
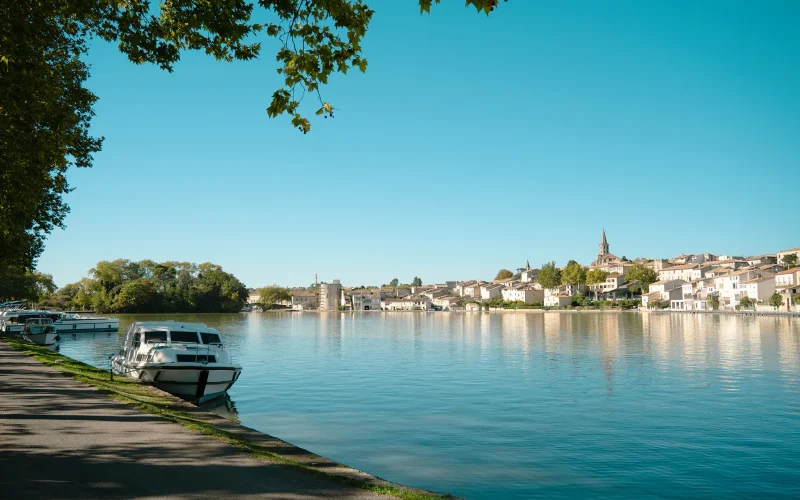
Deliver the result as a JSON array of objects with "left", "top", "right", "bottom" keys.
[
  {"left": 23, "top": 318, "right": 60, "bottom": 346},
  {"left": 111, "top": 321, "right": 242, "bottom": 403},
  {"left": 0, "top": 310, "right": 118, "bottom": 334}
]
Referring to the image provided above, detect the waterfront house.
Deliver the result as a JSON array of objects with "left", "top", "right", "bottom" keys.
[
  {"left": 318, "top": 280, "right": 342, "bottom": 311},
  {"left": 351, "top": 289, "right": 382, "bottom": 311},
  {"left": 544, "top": 295, "right": 572, "bottom": 307},
  {"left": 433, "top": 295, "right": 464, "bottom": 311},
  {"left": 380, "top": 287, "right": 411, "bottom": 299},
  {"left": 739, "top": 276, "right": 776, "bottom": 304},
  {"left": 455, "top": 280, "right": 478, "bottom": 297},
  {"left": 465, "top": 302, "right": 481, "bottom": 312},
  {"left": 247, "top": 290, "right": 261, "bottom": 305},
  {"left": 291, "top": 290, "right": 319, "bottom": 310},
  {"left": 647, "top": 280, "right": 685, "bottom": 308},
  {"left": 381, "top": 296, "right": 431, "bottom": 311},
  {"left": 501, "top": 285, "right": 544, "bottom": 303},
  {"left": 480, "top": 283, "right": 504, "bottom": 300}
]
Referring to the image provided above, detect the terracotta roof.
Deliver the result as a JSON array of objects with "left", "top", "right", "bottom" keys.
[{"left": 776, "top": 267, "right": 800, "bottom": 275}]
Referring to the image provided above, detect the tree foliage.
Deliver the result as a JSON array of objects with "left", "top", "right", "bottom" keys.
[
  {"left": 411, "top": 277, "right": 422, "bottom": 286},
  {"left": 586, "top": 269, "right": 608, "bottom": 286},
  {"left": 626, "top": 263, "right": 659, "bottom": 292},
  {"left": 259, "top": 286, "right": 292, "bottom": 308},
  {"left": 1, "top": 0, "right": 497, "bottom": 287},
  {"left": 0, "top": 267, "right": 56, "bottom": 302},
  {"left": 537, "top": 261, "right": 562, "bottom": 289},
  {"left": 561, "top": 260, "right": 586, "bottom": 286},
  {"left": 389, "top": 278, "right": 399, "bottom": 287},
  {"left": 769, "top": 292, "right": 783, "bottom": 310},
  {"left": 782, "top": 253, "right": 798, "bottom": 270},
  {"left": 494, "top": 269, "right": 514, "bottom": 281},
  {"left": 53, "top": 259, "right": 246, "bottom": 313},
  {"left": 739, "top": 296, "right": 754, "bottom": 308}
]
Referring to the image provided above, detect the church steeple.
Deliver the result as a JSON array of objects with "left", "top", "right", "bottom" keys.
[{"left": 599, "top": 228, "right": 609, "bottom": 256}]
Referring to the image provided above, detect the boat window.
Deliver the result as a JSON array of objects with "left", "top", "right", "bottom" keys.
[
  {"left": 200, "top": 332, "right": 221, "bottom": 344},
  {"left": 144, "top": 331, "right": 168, "bottom": 343},
  {"left": 169, "top": 331, "right": 199, "bottom": 343}
]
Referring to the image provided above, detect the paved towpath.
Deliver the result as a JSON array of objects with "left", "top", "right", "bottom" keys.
[{"left": 0, "top": 340, "right": 388, "bottom": 499}]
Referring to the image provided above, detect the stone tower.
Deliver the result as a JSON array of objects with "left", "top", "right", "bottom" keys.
[{"left": 599, "top": 229, "right": 609, "bottom": 256}]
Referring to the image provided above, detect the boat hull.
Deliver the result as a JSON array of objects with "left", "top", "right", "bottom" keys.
[
  {"left": 112, "top": 359, "right": 241, "bottom": 402},
  {"left": 23, "top": 332, "right": 60, "bottom": 345}
]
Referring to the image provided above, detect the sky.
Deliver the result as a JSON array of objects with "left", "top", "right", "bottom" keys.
[{"left": 38, "top": 0, "right": 800, "bottom": 288}]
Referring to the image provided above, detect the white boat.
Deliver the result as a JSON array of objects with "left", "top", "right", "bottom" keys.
[
  {"left": 111, "top": 321, "right": 242, "bottom": 402},
  {"left": 23, "top": 318, "right": 60, "bottom": 345},
  {"left": 0, "top": 310, "right": 118, "bottom": 334}
]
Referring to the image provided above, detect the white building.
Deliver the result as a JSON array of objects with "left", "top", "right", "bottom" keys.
[
  {"left": 433, "top": 296, "right": 464, "bottom": 311},
  {"left": 544, "top": 295, "right": 572, "bottom": 307},
  {"left": 291, "top": 290, "right": 318, "bottom": 310},
  {"left": 775, "top": 266, "right": 799, "bottom": 287},
  {"left": 776, "top": 248, "right": 800, "bottom": 265},
  {"left": 501, "top": 285, "right": 544, "bottom": 304},
  {"left": 381, "top": 296, "right": 431, "bottom": 311},
  {"left": 739, "top": 276, "right": 775, "bottom": 304},
  {"left": 658, "top": 264, "right": 710, "bottom": 283},
  {"left": 480, "top": 283, "right": 504, "bottom": 300}
]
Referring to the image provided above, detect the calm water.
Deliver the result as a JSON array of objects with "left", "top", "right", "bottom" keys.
[{"left": 57, "top": 312, "right": 800, "bottom": 499}]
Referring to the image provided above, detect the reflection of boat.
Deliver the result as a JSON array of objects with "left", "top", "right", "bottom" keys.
[
  {"left": 111, "top": 321, "right": 242, "bottom": 403},
  {"left": 23, "top": 318, "right": 60, "bottom": 345},
  {"left": 0, "top": 310, "right": 118, "bottom": 333},
  {"left": 197, "top": 393, "right": 240, "bottom": 423}
]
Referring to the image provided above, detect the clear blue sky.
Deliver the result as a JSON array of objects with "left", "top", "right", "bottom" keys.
[{"left": 39, "top": 0, "right": 800, "bottom": 288}]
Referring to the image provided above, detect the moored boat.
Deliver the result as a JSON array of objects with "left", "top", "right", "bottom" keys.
[
  {"left": 0, "top": 310, "right": 118, "bottom": 334},
  {"left": 23, "top": 318, "right": 60, "bottom": 345},
  {"left": 111, "top": 321, "right": 242, "bottom": 402}
]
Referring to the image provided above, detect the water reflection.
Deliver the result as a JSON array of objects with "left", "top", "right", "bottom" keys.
[{"left": 55, "top": 311, "right": 800, "bottom": 500}]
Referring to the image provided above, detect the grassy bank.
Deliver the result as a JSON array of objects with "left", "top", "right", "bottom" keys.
[{"left": 2, "top": 337, "right": 452, "bottom": 500}]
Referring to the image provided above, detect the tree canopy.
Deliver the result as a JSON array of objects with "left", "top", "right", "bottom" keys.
[
  {"left": 495, "top": 269, "right": 514, "bottom": 281},
  {"left": 626, "top": 263, "right": 658, "bottom": 292},
  {"left": 769, "top": 292, "right": 783, "bottom": 310},
  {"left": 537, "top": 262, "right": 562, "bottom": 290},
  {"left": 50, "top": 259, "right": 247, "bottom": 313},
  {"left": 586, "top": 268, "right": 608, "bottom": 286},
  {"left": 561, "top": 260, "right": 586, "bottom": 287},
  {"left": 411, "top": 277, "right": 422, "bottom": 286},
  {"left": 259, "top": 286, "right": 292, "bottom": 308},
  {"left": 782, "top": 253, "right": 798, "bottom": 270},
  {"left": 1, "top": 0, "right": 502, "bottom": 291}
]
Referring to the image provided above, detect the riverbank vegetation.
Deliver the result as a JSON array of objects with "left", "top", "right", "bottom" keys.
[
  {"left": 2, "top": 338, "right": 450, "bottom": 500},
  {"left": 41, "top": 259, "right": 247, "bottom": 314}
]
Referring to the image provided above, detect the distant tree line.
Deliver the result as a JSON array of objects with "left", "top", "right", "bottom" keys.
[{"left": 41, "top": 259, "right": 247, "bottom": 313}]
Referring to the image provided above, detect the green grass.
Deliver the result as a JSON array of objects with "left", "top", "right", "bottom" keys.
[{"left": 2, "top": 337, "right": 452, "bottom": 500}]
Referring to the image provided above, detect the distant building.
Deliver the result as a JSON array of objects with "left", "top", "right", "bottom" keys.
[
  {"left": 381, "top": 296, "right": 431, "bottom": 311},
  {"left": 519, "top": 261, "right": 539, "bottom": 283},
  {"left": 291, "top": 290, "right": 318, "bottom": 310},
  {"left": 544, "top": 295, "right": 572, "bottom": 307},
  {"left": 319, "top": 280, "right": 342, "bottom": 310},
  {"left": 501, "top": 285, "right": 544, "bottom": 303},
  {"left": 591, "top": 229, "right": 619, "bottom": 267},
  {"left": 247, "top": 290, "right": 261, "bottom": 304},
  {"left": 351, "top": 289, "right": 381, "bottom": 311},
  {"left": 777, "top": 247, "right": 800, "bottom": 265}
]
